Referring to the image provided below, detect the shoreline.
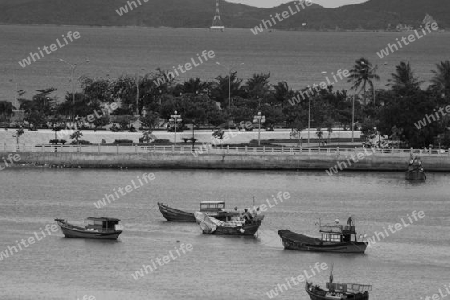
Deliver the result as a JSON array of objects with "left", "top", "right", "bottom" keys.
[
  {"left": 0, "top": 24, "right": 447, "bottom": 32},
  {"left": 2, "top": 151, "right": 450, "bottom": 172}
]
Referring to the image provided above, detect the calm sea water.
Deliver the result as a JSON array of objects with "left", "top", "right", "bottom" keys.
[
  {"left": 1, "top": 26, "right": 450, "bottom": 102},
  {"left": 0, "top": 168, "right": 449, "bottom": 300}
]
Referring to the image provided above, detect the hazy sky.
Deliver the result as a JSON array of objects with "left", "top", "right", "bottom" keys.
[{"left": 226, "top": 0, "right": 368, "bottom": 8}]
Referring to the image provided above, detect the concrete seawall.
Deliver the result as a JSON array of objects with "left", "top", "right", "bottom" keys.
[{"left": 2, "top": 151, "right": 450, "bottom": 171}]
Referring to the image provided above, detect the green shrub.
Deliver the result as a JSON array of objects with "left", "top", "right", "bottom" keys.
[
  {"left": 49, "top": 139, "right": 66, "bottom": 144},
  {"left": 70, "top": 140, "right": 91, "bottom": 145},
  {"left": 113, "top": 139, "right": 133, "bottom": 144}
]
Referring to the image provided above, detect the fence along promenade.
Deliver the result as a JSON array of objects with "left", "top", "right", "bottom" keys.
[{"left": 2, "top": 143, "right": 450, "bottom": 157}]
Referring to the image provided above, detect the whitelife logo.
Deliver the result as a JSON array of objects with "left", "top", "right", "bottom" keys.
[
  {"left": 131, "top": 243, "right": 193, "bottom": 280},
  {"left": 93, "top": 173, "right": 156, "bottom": 209},
  {"left": 265, "top": 262, "right": 328, "bottom": 299},
  {"left": 153, "top": 50, "right": 216, "bottom": 87},
  {"left": 414, "top": 105, "right": 450, "bottom": 130},
  {"left": 251, "top": 0, "right": 312, "bottom": 35},
  {"left": 18, "top": 31, "right": 81, "bottom": 68},
  {"left": 376, "top": 22, "right": 439, "bottom": 59},
  {"left": 115, "top": 0, "right": 149, "bottom": 16},
  {"left": 365, "top": 210, "right": 425, "bottom": 248},
  {"left": 289, "top": 68, "right": 350, "bottom": 106},
  {"left": 0, "top": 223, "right": 59, "bottom": 262}
]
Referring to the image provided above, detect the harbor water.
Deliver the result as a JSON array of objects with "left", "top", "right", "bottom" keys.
[{"left": 0, "top": 168, "right": 449, "bottom": 299}]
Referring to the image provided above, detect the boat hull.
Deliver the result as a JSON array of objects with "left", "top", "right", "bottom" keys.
[
  {"left": 195, "top": 212, "right": 264, "bottom": 236},
  {"left": 306, "top": 283, "right": 369, "bottom": 300},
  {"left": 60, "top": 227, "right": 122, "bottom": 239},
  {"left": 278, "top": 230, "right": 367, "bottom": 253},
  {"left": 405, "top": 170, "right": 426, "bottom": 181},
  {"left": 207, "top": 220, "right": 262, "bottom": 236},
  {"left": 157, "top": 203, "right": 196, "bottom": 222},
  {"left": 157, "top": 202, "right": 238, "bottom": 222}
]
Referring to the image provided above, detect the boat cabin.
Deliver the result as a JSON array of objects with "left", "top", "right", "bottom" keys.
[
  {"left": 200, "top": 201, "right": 225, "bottom": 212},
  {"left": 326, "top": 282, "right": 372, "bottom": 293},
  {"left": 319, "top": 225, "right": 358, "bottom": 243},
  {"left": 85, "top": 217, "right": 123, "bottom": 232}
]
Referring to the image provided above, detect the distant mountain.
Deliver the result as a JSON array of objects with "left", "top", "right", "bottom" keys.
[{"left": 0, "top": 0, "right": 447, "bottom": 30}]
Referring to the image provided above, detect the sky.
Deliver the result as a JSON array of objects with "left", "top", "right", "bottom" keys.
[{"left": 226, "top": 0, "right": 368, "bottom": 8}]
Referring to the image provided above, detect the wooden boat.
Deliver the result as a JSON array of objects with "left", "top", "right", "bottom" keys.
[
  {"left": 194, "top": 211, "right": 264, "bottom": 236},
  {"left": 405, "top": 155, "right": 426, "bottom": 180},
  {"left": 157, "top": 201, "right": 238, "bottom": 222},
  {"left": 278, "top": 218, "right": 367, "bottom": 253},
  {"left": 54, "top": 217, "right": 123, "bottom": 239},
  {"left": 157, "top": 203, "right": 196, "bottom": 222},
  {"left": 305, "top": 266, "right": 371, "bottom": 300}
]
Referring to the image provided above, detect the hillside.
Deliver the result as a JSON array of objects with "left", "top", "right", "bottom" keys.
[{"left": 0, "top": 0, "right": 448, "bottom": 30}]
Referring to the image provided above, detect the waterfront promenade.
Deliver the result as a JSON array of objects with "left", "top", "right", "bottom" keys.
[
  {"left": 0, "top": 128, "right": 360, "bottom": 145},
  {"left": 2, "top": 144, "right": 450, "bottom": 171}
]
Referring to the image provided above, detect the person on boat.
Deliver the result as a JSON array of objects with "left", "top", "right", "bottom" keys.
[
  {"left": 243, "top": 209, "right": 253, "bottom": 224},
  {"left": 347, "top": 216, "right": 353, "bottom": 226},
  {"left": 253, "top": 207, "right": 260, "bottom": 217}
]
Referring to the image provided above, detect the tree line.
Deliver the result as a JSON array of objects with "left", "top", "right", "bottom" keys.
[{"left": 0, "top": 59, "right": 449, "bottom": 148}]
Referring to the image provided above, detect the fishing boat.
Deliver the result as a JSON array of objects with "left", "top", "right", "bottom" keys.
[
  {"left": 305, "top": 266, "right": 371, "bottom": 300},
  {"left": 278, "top": 218, "right": 367, "bottom": 253},
  {"left": 194, "top": 211, "right": 264, "bottom": 236},
  {"left": 157, "top": 201, "right": 237, "bottom": 222},
  {"left": 405, "top": 155, "right": 426, "bottom": 181},
  {"left": 157, "top": 203, "right": 197, "bottom": 222},
  {"left": 54, "top": 217, "right": 123, "bottom": 239}
]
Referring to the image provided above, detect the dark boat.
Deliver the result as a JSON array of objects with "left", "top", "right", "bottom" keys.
[
  {"left": 278, "top": 218, "right": 367, "bottom": 253},
  {"left": 305, "top": 266, "right": 371, "bottom": 300},
  {"left": 157, "top": 203, "right": 196, "bottom": 222},
  {"left": 194, "top": 211, "right": 264, "bottom": 236},
  {"left": 54, "top": 217, "right": 123, "bottom": 239},
  {"left": 405, "top": 155, "right": 426, "bottom": 181},
  {"left": 157, "top": 201, "right": 238, "bottom": 222}
]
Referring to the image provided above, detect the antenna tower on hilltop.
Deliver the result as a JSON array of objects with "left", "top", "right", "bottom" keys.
[{"left": 210, "top": 0, "right": 225, "bottom": 31}]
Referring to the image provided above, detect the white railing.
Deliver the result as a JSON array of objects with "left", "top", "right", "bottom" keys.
[{"left": 2, "top": 143, "right": 450, "bottom": 157}]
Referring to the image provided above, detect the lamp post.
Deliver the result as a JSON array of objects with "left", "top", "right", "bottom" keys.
[
  {"left": 170, "top": 111, "right": 181, "bottom": 145},
  {"left": 352, "top": 94, "right": 355, "bottom": 143},
  {"left": 135, "top": 68, "right": 146, "bottom": 115},
  {"left": 59, "top": 58, "right": 90, "bottom": 120},
  {"left": 253, "top": 112, "right": 265, "bottom": 146},
  {"left": 10, "top": 73, "right": 19, "bottom": 110},
  {"left": 215, "top": 61, "right": 244, "bottom": 110},
  {"left": 191, "top": 119, "right": 196, "bottom": 150},
  {"left": 308, "top": 97, "right": 311, "bottom": 146}
]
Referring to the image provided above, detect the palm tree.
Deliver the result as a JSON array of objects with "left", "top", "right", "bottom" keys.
[
  {"left": 141, "top": 130, "right": 156, "bottom": 144},
  {"left": 13, "top": 127, "right": 25, "bottom": 151},
  {"left": 274, "top": 81, "right": 294, "bottom": 107},
  {"left": 388, "top": 61, "right": 421, "bottom": 94},
  {"left": 430, "top": 60, "right": 450, "bottom": 97},
  {"left": 70, "top": 130, "right": 83, "bottom": 144},
  {"left": 347, "top": 58, "right": 380, "bottom": 106}
]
